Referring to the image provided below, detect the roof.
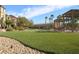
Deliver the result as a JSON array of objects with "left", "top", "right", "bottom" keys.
[
  {"left": 9, "top": 15, "right": 17, "bottom": 19},
  {"left": 62, "top": 9, "right": 79, "bottom": 17},
  {"left": 0, "top": 5, "right": 5, "bottom": 9}
]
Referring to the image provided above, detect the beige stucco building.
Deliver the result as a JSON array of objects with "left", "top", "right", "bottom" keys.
[{"left": 0, "top": 5, "right": 6, "bottom": 29}]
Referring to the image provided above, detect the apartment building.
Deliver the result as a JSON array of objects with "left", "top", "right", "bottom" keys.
[
  {"left": 0, "top": 5, "right": 6, "bottom": 29},
  {"left": 54, "top": 9, "right": 79, "bottom": 31}
]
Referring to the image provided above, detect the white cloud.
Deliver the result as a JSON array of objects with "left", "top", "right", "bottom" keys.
[
  {"left": 7, "top": 5, "right": 70, "bottom": 18},
  {"left": 6, "top": 11, "right": 18, "bottom": 17}
]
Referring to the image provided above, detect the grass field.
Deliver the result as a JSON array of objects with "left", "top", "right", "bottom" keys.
[{"left": 0, "top": 31, "right": 79, "bottom": 54}]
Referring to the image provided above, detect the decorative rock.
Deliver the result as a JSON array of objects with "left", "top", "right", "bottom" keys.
[{"left": 0, "top": 37, "right": 44, "bottom": 54}]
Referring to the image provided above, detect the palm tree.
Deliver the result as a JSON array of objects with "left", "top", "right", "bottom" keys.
[
  {"left": 57, "top": 15, "right": 61, "bottom": 20},
  {"left": 49, "top": 15, "right": 54, "bottom": 24},
  {"left": 45, "top": 16, "right": 48, "bottom": 29},
  {"left": 49, "top": 15, "right": 54, "bottom": 29},
  {"left": 45, "top": 16, "right": 48, "bottom": 24}
]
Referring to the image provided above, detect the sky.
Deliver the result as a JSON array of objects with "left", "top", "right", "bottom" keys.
[{"left": 5, "top": 5, "right": 79, "bottom": 24}]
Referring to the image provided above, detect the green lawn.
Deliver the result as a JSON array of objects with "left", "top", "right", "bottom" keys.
[{"left": 0, "top": 31, "right": 79, "bottom": 54}]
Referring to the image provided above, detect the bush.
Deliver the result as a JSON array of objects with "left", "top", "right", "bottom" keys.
[
  {"left": 6, "top": 27, "right": 13, "bottom": 31},
  {"left": 15, "top": 26, "right": 24, "bottom": 30}
]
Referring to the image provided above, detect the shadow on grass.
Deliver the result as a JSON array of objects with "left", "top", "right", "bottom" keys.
[{"left": 0, "top": 35, "right": 56, "bottom": 54}]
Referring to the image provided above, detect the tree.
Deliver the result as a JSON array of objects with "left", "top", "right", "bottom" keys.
[
  {"left": 28, "top": 20, "right": 33, "bottom": 28},
  {"left": 45, "top": 16, "right": 48, "bottom": 29},
  {"left": 49, "top": 15, "right": 54, "bottom": 29},
  {"left": 17, "top": 17, "right": 33, "bottom": 29},
  {"left": 5, "top": 19, "right": 14, "bottom": 31},
  {"left": 67, "top": 18, "right": 79, "bottom": 32},
  {"left": 45, "top": 16, "right": 48, "bottom": 24},
  {"left": 57, "top": 15, "right": 61, "bottom": 20},
  {"left": 5, "top": 19, "right": 13, "bottom": 28},
  {"left": 0, "top": 17, "right": 6, "bottom": 29}
]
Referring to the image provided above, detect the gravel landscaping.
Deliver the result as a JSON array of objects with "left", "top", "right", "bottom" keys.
[{"left": 0, "top": 37, "right": 44, "bottom": 54}]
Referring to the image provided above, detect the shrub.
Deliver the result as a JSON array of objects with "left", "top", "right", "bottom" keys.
[
  {"left": 15, "top": 26, "right": 24, "bottom": 30},
  {"left": 6, "top": 27, "right": 13, "bottom": 31}
]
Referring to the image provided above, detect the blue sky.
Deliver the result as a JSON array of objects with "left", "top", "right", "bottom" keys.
[{"left": 5, "top": 5, "right": 79, "bottom": 24}]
